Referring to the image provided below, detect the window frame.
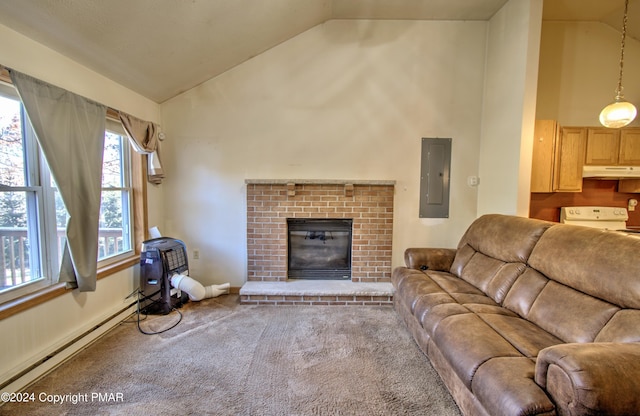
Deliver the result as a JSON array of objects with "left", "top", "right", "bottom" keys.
[{"left": 0, "top": 70, "right": 148, "bottom": 320}]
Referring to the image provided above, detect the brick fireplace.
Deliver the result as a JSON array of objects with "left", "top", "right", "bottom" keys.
[{"left": 245, "top": 180, "right": 395, "bottom": 287}]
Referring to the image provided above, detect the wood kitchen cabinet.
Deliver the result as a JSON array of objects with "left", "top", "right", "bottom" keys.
[
  {"left": 584, "top": 127, "right": 640, "bottom": 166},
  {"left": 530, "top": 120, "right": 558, "bottom": 192},
  {"left": 531, "top": 121, "right": 586, "bottom": 192},
  {"left": 585, "top": 128, "right": 619, "bottom": 165},
  {"left": 554, "top": 127, "right": 586, "bottom": 192},
  {"left": 619, "top": 128, "right": 640, "bottom": 165}
]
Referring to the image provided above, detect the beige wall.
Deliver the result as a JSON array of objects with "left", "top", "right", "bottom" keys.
[
  {"left": 537, "top": 21, "right": 640, "bottom": 127},
  {"left": 477, "top": 0, "right": 543, "bottom": 216},
  {"left": 161, "top": 1, "right": 542, "bottom": 290},
  {"left": 0, "top": 23, "right": 162, "bottom": 386},
  {"left": 161, "top": 18, "right": 500, "bottom": 288}
]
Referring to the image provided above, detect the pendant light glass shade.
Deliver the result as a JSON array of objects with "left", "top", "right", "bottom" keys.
[
  {"left": 599, "top": 0, "right": 636, "bottom": 128},
  {"left": 599, "top": 97, "right": 638, "bottom": 128}
]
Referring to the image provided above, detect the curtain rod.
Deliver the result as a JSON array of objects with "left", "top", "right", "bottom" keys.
[{"left": 1, "top": 65, "right": 134, "bottom": 122}]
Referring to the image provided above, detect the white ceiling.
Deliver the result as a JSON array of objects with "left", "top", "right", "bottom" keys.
[{"left": 0, "top": 0, "right": 637, "bottom": 103}]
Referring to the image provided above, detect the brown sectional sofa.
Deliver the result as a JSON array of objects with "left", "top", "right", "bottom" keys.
[{"left": 392, "top": 214, "right": 640, "bottom": 416}]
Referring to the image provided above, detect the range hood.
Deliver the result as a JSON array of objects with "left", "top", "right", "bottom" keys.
[{"left": 582, "top": 165, "right": 640, "bottom": 179}]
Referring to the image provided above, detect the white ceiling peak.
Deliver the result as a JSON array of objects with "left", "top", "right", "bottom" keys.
[{"left": 0, "top": 0, "right": 635, "bottom": 102}]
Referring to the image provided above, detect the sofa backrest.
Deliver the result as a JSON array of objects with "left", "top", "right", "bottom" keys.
[
  {"left": 449, "top": 214, "right": 640, "bottom": 343},
  {"left": 510, "top": 225, "right": 640, "bottom": 343},
  {"left": 528, "top": 225, "right": 640, "bottom": 309},
  {"left": 450, "top": 214, "right": 553, "bottom": 304}
]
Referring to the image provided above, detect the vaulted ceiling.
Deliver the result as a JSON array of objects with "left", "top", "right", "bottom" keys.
[{"left": 0, "top": 0, "right": 637, "bottom": 103}]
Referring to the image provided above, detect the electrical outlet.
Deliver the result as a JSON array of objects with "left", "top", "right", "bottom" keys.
[
  {"left": 467, "top": 176, "right": 479, "bottom": 187},
  {"left": 193, "top": 249, "right": 200, "bottom": 260}
]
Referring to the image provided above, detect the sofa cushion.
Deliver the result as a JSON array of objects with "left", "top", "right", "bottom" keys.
[
  {"left": 505, "top": 268, "right": 621, "bottom": 343},
  {"left": 472, "top": 357, "right": 556, "bottom": 416},
  {"left": 450, "top": 243, "right": 475, "bottom": 277},
  {"left": 459, "top": 251, "right": 505, "bottom": 290},
  {"left": 503, "top": 268, "right": 548, "bottom": 318},
  {"left": 595, "top": 310, "right": 640, "bottom": 342},
  {"left": 479, "top": 313, "right": 562, "bottom": 358},
  {"left": 413, "top": 292, "right": 457, "bottom": 321},
  {"left": 458, "top": 253, "right": 527, "bottom": 304},
  {"left": 450, "top": 292, "right": 498, "bottom": 306},
  {"left": 465, "top": 304, "right": 518, "bottom": 316},
  {"left": 428, "top": 271, "right": 486, "bottom": 295},
  {"left": 407, "top": 271, "right": 490, "bottom": 337},
  {"left": 394, "top": 272, "right": 444, "bottom": 313},
  {"left": 449, "top": 214, "right": 550, "bottom": 304},
  {"left": 419, "top": 303, "right": 470, "bottom": 337},
  {"left": 454, "top": 214, "right": 553, "bottom": 264},
  {"left": 528, "top": 225, "right": 640, "bottom": 309},
  {"left": 527, "top": 281, "right": 619, "bottom": 343},
  {"left": 432, "top": 313, "right": 522, "bottom": 389},
  {"left": 485, "top": 263, "right": 527, "bottom": 304},
  {"left": 411, "top": 270, "right": 501, "bottom": 329},
  {"left": 391, "top": 267, "right": 426, "bottom": 293}
]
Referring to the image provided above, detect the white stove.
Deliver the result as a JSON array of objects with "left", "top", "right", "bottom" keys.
[{"left": 560, "top": 206, "right": 628, "bottom": 230}]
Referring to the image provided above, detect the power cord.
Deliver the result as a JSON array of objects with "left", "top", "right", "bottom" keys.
[{"left": 124, "top": 288, "right": 183, "bottom": 335}]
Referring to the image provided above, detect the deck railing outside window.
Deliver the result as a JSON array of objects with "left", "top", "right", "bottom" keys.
[{"left": 0, "top": 227, "right": 124, "bottom": 290}]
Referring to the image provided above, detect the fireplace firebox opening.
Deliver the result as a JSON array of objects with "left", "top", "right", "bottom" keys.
[{"left": 287, "top": 218, "right": 353, "bottom": 280}]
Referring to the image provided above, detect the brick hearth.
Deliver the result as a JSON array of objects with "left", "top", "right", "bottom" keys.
[
  {"left": 240, "top": 280, "right": 394, "bottom": 306},
  {"left": 241, "top": 179, "right": 395, "bottom": 305}
]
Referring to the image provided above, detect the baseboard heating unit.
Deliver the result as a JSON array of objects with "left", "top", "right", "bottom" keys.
[{"left": 0, "top": 302, "right": 137, "bottom": 396}]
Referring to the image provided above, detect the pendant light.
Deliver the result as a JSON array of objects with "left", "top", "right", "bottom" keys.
[{"left": 599, "top": 0, "right": 637, "bottom": 128}]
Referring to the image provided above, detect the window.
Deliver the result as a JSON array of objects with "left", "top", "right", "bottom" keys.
[
  {"left": 0, "top": 84, "right": 52, "bottom": 301},
  {"left": 98, "top": 127, "right": 134, "bottom": 264},
  {"left": 52, "top": 121, "right": 135, "bottom": 265},
  {"left": 0, "top": 82, "right": 136, "bottom": 304}
]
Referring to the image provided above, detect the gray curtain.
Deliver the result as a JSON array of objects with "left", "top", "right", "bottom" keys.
[
  {"left": 118, "top": 112, "right": 165, "bottom": 184},
  {"left": 10, "top": 70, "right": 107, "bottom": 292}
]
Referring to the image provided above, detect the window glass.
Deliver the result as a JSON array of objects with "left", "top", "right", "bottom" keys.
[
  {"left": 0, "top": 191, "right": 39, "bottom": 289},
  {"left": 98, "top": 131, "right": 132, "bottom": 262},
  {"left": 1, "top": 89, "right": 46, "bottom": 297},
  {"left": 103, "top": 132, "right": 124, "bottom": 187},
  {"left": 0, "top": 94, "right": 25, "bottom": 186},
  {"left": 1, "top": 82, "right": 135, "bottom": 302}
]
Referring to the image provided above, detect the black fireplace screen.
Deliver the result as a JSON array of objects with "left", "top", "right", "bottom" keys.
[{"left": 287, "top": 218, "right": 352, "bottom": 279}]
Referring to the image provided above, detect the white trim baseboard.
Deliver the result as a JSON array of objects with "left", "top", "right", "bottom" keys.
[{"left": 0, "top": 302, "right": 137, "bottom": 395}]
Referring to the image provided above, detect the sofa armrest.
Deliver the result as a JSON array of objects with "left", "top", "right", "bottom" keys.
[
  {"left": 535, "top": 342, "right": 640, "bottom": 416},
  {"left": 403, "top": 248, "right": 456, "bottom": 271}
]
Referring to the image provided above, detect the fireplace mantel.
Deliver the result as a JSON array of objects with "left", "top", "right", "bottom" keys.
[{"left": 245, "top": 179, "right": 396, "bottom": 186}]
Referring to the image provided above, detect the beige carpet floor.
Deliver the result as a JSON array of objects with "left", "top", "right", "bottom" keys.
[{"left": 0, "top": 295, "right": 460, "bottom": 416}]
